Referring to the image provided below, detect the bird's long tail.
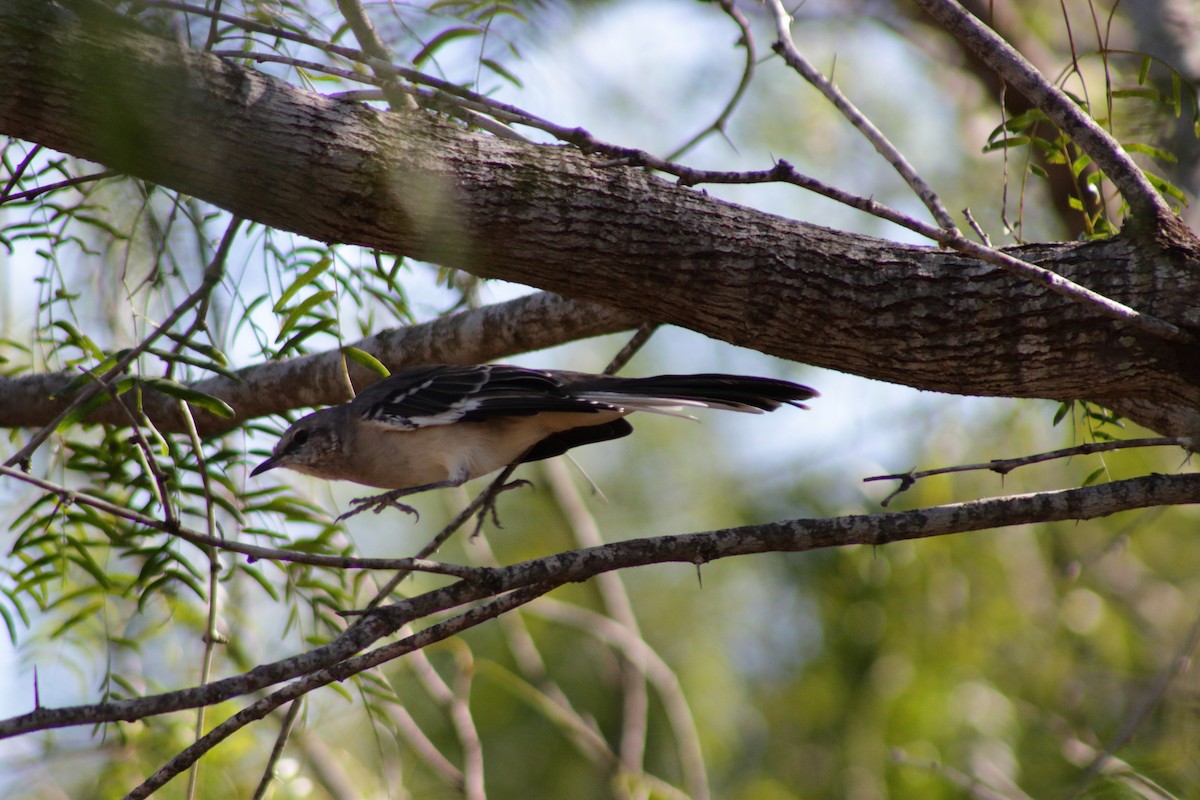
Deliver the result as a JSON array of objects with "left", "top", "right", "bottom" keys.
[{"left": 576, "top": 373, "right": 818, "bottom": 416}]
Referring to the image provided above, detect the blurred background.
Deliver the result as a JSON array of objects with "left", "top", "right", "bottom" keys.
[{"left": 2, "top": 0, "right": 1198, "bottom": 797}]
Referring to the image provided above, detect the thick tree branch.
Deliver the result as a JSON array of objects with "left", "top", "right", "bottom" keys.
[
  {"left": 3, "top": 470, "right": 1198, "bottom": 740},
  {"left": 0, "top": 292, "right": 639, "bottom": 435},
  {"left": 1, "top": 0, "right": 1199, "bottom": 435}
]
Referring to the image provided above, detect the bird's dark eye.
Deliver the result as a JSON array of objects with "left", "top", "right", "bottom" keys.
[{"left": 290, "top": 429, "right": 310, "bottom": 448}]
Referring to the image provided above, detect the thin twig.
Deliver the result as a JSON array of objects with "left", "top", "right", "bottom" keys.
[
  {"left": 0, "top": 143, "right": 41, "bottom": 205},
  {"left": 382, "top": 703, "right": 464, "bottom": 788},
  {"left": 178, "top": 401, "right": 221, "bottom": 800},
  {"left": 0, "top": 169, "right": 118, "bottom": 206},
  {"left": 358, "top": 463, "right": 523, "bottom": 611},
  {"left": 530, "top": 597, "right": 711, "bottom": 800},
  {"left": 1068, "top": 611, "right": 1200, "bottom": 798},
  {"left": 963, "top": 207, "right": 991, "bottom": 246},
  {"left": 81, "top": 365, "right": 179, "bottom": 527},
  {"left": 251, "top": 699, "right": 304, "bottom": 800},
  {"left": 0, "top": 464, "right": 485, "bottom": 577},
  {"left": 543, "top": 458, "right": 651, "bottom": 779},
  {"left": 663, "top": 0, "right": 756, "bottom": 162},
  {"left": 865, "top": 436, "right": 1199, "bottom": 506},
  {"left": 7, "top": 472, "right": 1200, "bottom": 743},
  {"left": 448, "top": 646, "right": 486, "bottom": 800},
  {"left": 334, "top": 0, "right": 415, "bottom": 111},
  {"left": 604, "top": 323, "right": 659, "bottom": 375},
  {"left": 154, "top": 1, "right": 1195, "bottom": 346},
  {"left": 764, "top": 0, "right": 957, "bottom": 231}
]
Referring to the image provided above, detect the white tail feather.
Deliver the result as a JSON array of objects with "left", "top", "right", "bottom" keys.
[{"left": 579, "top": 391, "right": 768, "bottom": 417}]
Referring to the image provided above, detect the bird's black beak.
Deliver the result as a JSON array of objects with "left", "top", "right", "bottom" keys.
[{"left": 250, "top": 455, "right": 282, "bottom": 478}]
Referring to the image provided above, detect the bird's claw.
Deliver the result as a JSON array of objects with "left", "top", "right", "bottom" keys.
[
  {"left": 472, "top": 478, "right": 533, "bottom": 536},
  {"left": 337, "top": 491, "right": 422, "bottom": 522}
]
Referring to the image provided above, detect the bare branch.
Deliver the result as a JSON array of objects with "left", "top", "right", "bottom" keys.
[
  {"left": 764, "top": 0, "right": 958, "bottom": 230},
  {"left": 663, "top": 0, "right": 757, "bottom": 162},
  {"left": 866, "top": 436, "right": 1200, "bottom": 505},
  {"left": 125, "top": 582, "right": 554, "bottom": 798},
  {"left": 5, "top": 471, "right": 1198, "bottom": 742},
  {"left": 1069, "top": 611, "right": 1200, "bottom": 797}
]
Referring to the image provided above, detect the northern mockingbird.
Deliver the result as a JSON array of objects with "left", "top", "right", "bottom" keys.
[{"left": 250, "top": 363, "right": 817, "bottom": 511}]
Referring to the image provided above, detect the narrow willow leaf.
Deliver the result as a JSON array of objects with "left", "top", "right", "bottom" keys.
[
  {"left": 342, "top": 346, "right": 390, "bottom": 378},
  {"left": 1124, "top": 142, "right": 1177, "bottom": 164},
  {"left": 1052, "top": 402, "right": 1072, "bottom": 426},
  {"left": 481, "top": 58, "right": 523, "bottom": 89},
  {"left": 140, "top": 377, "right": 235, "bottom": 418},
  {"left": 413, "top": 27, "right": 482, "bottom": 67},
  {"left": 50, "top": 320, "right": 104, "bottom": 359},
  {"left": 276, "top": 318, "right": 337, "bottom": 354},
  {"left": 275, "top": 290, "right": 336, "bottom": 342},
  {"left": 274, "top": 257, "right": 332, "bottom": 313}
]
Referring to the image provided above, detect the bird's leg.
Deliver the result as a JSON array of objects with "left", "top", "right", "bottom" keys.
[
  {"left": 337, "top": 479, "right": 459, "bottom": 522},
  {"left": 471, "top": 465, "right": 532, "bottom": 537}
]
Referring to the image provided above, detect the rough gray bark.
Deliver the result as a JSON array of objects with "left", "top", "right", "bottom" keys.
[{"left": 1, "top": 0, "right": 1199, "bottom": 434}]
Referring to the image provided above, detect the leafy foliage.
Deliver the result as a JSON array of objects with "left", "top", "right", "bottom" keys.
[{"left": 984, "top": 49, "right": 1197, "bottom": 240}]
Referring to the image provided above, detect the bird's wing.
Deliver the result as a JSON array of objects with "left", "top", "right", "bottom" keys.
[{"left": 355, "top": 364, "right": 616, "bottom": 430}]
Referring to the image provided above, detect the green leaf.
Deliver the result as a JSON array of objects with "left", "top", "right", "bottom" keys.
[
  {"left": 139, "top": 377, "right": 235, "bottom": 418},
  {"left": 1081, "top": 468, "right": 1106, "bottom": 487},
  {"left": 1111, "top": 87, "right": 1161, "bottom": 101},
  {"left": 981, "top": 136, "right": 1031, "bottom": 153},
  {"left": 1143, "top": 171, "right": 1189, "bottom": 204},
  {"left": 275, "top": 290, "right": 336, "bottom": 343},
  {"left": 274, "top": 257, "right": 333, "bottom": 313},
  {"left": 0, "top": 599, "right": 20, "bottom": 644},
  {"left": 342, "top": 346, "right": 390, "bottom": 378},
  {"left": 276, "top": 318, "right": 337, "bottom": 354},
  {"left": 55, "top": 379, "right": 136, "bottom": 431},
  {"left": 1124, "top": 142, "right": 1177, "bottom": 164},
  {"left": 472, "top": 4, "right": 527, "bottom": 23},
  {"left": 1138, "top": 56, "right": 1151, "bottom": 86},
  {"left": 412, "top": 27, "right": 482, "bottom": 68},
  {"left": 481, "top": 58, "right": 523, "bottom": 89},
  {"left": 49, "top": 320, "right": 104, "bottom": 359},
  {"left": 234, "top": 563, "right": 281, "bottom": 601},
  {"left": 1052, "top": 403, "right": 1071, "bottom": 426}
]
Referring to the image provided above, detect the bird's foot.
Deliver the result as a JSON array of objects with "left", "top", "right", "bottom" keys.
[
  {"left": 472, "top": 478, "right": 533, "bottom": 536},
  {"left": 338, "top": 490, "right": 422, "bottom": 522}
]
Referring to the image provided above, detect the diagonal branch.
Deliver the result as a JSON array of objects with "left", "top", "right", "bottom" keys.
[
  {"left": 764, "top": 0, "right": 958, "bottom": 231},
  {"left": 912, "top": 0, "right": 1175, "bottom": 230},
  {"left": 3, "top": 470, "right": 1198, "bottom": 742}
]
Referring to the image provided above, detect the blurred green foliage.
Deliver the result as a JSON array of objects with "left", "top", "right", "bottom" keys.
[{"left": 2, "top": 0, "right": 1199, "bottom": 798}]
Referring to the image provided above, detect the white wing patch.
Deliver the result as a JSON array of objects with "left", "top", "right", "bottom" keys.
[{"left": 577, "top": 391, "right": 768, "bottom": 417}]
